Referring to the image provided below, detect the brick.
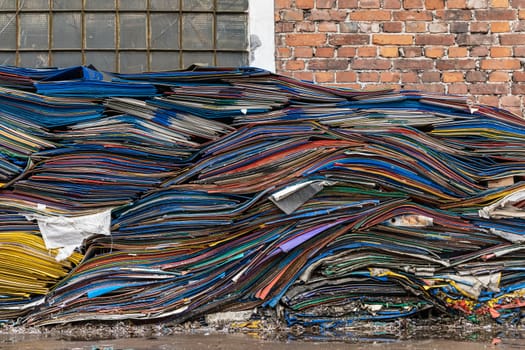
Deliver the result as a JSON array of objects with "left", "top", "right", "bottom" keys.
[
  {"left": 292, "top": 71, "right": 314, "bottom": 81},
  {"left": 421, "top": 71, "right": 441, "bottom": 82},
  {"left": 338, "top": 0, "right": 358, "bottom": 7},
  {"left": 380, "top": 46, "right": 400, "bottom": 57},
  {"left": 514, "top": 20, "right": 525, "bottom": 31},
  {"left": 275, "top": 22, "right": 291, "bottom": 33},
  {"left": 314, "top": 72, "right": 335, "bottom": 83},
  {"left": 276, "top": 47, "right": 291, "bottom": 58},
  {"left": 380, "top": 71, "right": 401, "bottom": 82},
  {"left": 467, "top": 0, "right": 488, "bottom": 8},
  {"left": 478, "top": 96, "right": 499, "bottom": 106},
  {"left": 361, "top": 0, "right": 381, "bottom": 7},
  {"left": 404, "top": 0, "right": 424, "bottom": 8},
  {"left": 400, "top": 47, "right": 423, "bottom": 57},
  {"left": 285, "top": 60, "right": 305, "bottom": 70},
  {"left": 404, "top": 84, "right": 446, "bottom": 93},
  {"left": 315, "top": 47, "right": 335, "bottom": 57},
  {"left": 436, "top": 59, "right": 476, "bottom": 69},
  {"left": 425, "top": 47, "right": 445, "bottom": 58},
  {"left": 406, "top": 21, "right": 427, "bottom": 32},
  {"left": 400, "top": 71, "right": 419, "bottom": 82},
  {"left": 357, "top": 46, "right": 377, "bottom": 57},
  {"left": 521, "top": 10, "right": 525, "bottom": 19},
  {"left": 327, "top": 10, "right": 348, "bottom": 21},
  {"left": 383, "top": 22, "right": 403, "bottom": 32},
  {"left": 275, "top": 34, "right": 285, "bottom": 47},
  {"left": 500, "top": 34, "right": 525, "bottom": 45},
  {"left": 471, "top": 46, "right": 489, "bottom": 56},
  {"left": 448, "top": 83, "right": 469, "bottom": 94},
  {"left": 359, "top": 22, "right": 381, "bottom": 33},
  {"left": 329, "top": 34, "right": 369, "bottom": 45},
  {"left": 443, "top": 71, "right": 464, "bottom": 82},
  {"left": 426, "top": 0, "right": 445, "bottom": 9},
  {"left": 475, "top": 9, "right": 517, "bottom": 20},
  {"left": 447, "top": 0, "right": 467, "bottom": 7},
  {"left": 393, "top": 11, "right": 433, "bottom": 21},
  {"left": 469, "top": 83, "right": 509, "bottom": 94},
  {"left": 490, "top": 47, "right": 512, "bottom": 57},
  {"left": 308, "top": 59, "right": 350, "bottom": 70},
  {"left": 450, "top": 22, "right": 469, "bottom": 33},
  {"left": 336, "top": 71, "right": 357, "bottom": 82},
  {"left": 492, "top": 0, "right": 510, "bottom": 6},
  {"left": 275, "top": 0, "right": 293, "bottom": 9},
  {"left": 384, "top": 0, "right": 402, "bottom": 8},
  {"left": 512, "top": 84, "right": 525, "bottom": 94},
  {"left": 501, "top": 95, "right": 521, "bottom": 107},
  {"left": 340, "top": 22, "right": 359, "bottom": 32},
  {"left": 394, "top": 59, "right": 434, "bottom": 70},
  {"left": 456, "top": 33, "right": 496, "bottom": 45},
  {"left": 295, "top": 0, "right": 314, "bottom": 8},
  {"left": 318, "top": 21, "right": 337, "bottom": 31},
  {"left": 506, "top": 107, "right": 522, "bottom": 116},
  {"left": 491, "top": 22, "right": 511, "bottom": 32},
  {"left": 415, "top": 34, "right": 455, "bottom": 45},
  {"left": 515, "top": 46, "right": 525, "bottom": 56},
  {"left": 296, "top": 22, "right": 316, "bottom": 32},
  {"left": 489, "top": 71, "right": 510, "bottom": 81},
  {"left": 286, "top": 34, "right": 327, "bottom": 46},
  {"left": 310, "top": 9, "right": 347, "bottom": 21},
  {"left": 380, "top": 83, "right": 403, "bottom": 90},
  {"left": 466, "top": 71, "right": 487, "bottom": 82},
  {"left": 512, "top": 0, "right": 525, "bottom": 8},
  {"left": 337, "top": 47, "right": 357, "bottom": 57},
  {"left": 280, "top": 9, "right": 304, "bottom": 21},
  {"left": 359, "top": 72, "right": 380, "bottom": 82},
  {"left": 295, "top": 47, "right": 314, "bottom": 57},
  {"left": 480, "top": 59, "right": 521, "bottom": 69},
  {"left": 351, "top": 58, "right": 391, "bottom": 69},
  {"left": 513, "top": 71, "right": 525, "bottom": 81},
  {"left": 435, "top": 10, "right": 473, "bottom": 20},
  {"left": 470, "top": 22, "right": 490, "bottom": 32},
  {"left": 316, "top": 0, "right": 336, "bottom": 8},
  {"left": 428, "top": 23, "right": 448, "bottom": 32},
  {"left": 373, "top": 34, "right": 414, "bottom": 45},
  {"left": 448, "top": 47, "right": 468, "bottom": 57},
  {"left": 350, "top": 10, "right": 391, "bottom": 21}
]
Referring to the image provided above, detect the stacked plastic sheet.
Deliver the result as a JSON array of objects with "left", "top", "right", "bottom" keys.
[
  {"left": 0, "top": 211, "right": 82, "bottom": 321},
  {"left": 1, "top": 64, "right": 525, "bottom": 327}
]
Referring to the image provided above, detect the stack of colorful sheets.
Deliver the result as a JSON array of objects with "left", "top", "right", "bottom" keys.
[{"left": 0, "top": 64, "right": 523, "bottom": 327}]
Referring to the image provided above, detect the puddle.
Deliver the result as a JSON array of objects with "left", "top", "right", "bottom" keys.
[{"left": 0, "top": 333, "right": 523, "bottom": 350}]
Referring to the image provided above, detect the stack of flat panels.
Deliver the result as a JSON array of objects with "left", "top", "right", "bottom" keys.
[
  {"left": 0, "top": 212, "right": 82, "bottom": 321},
  {"left": 0, "top": 65, "right": 523, "bottom": 327}
]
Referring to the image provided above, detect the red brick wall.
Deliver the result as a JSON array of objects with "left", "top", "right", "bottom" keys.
[{"left": 275, "top": 0, "right": 525, "bottom": 116}]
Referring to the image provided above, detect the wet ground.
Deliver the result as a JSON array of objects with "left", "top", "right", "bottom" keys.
[
  {"left": 0, "top": 333, "right": 523, "bottom": 350},
  {"left": 1, "top": 317, "right": 525, "bottom": 350}
]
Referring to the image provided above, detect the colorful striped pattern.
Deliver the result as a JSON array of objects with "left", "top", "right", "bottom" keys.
[{"left": 0, "top": 65, "right": 523, "bottom": 327}]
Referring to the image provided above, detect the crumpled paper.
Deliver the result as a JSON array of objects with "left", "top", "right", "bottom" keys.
[
  {"left": 479, "top": 189, "right": 525, "bottom": 219},
  {"left": 25, "top": 209, "right": 112, "bottom": 261}
]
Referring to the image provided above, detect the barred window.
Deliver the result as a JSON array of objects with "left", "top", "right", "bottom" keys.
[{"left": 0, "top": 0, "right": 250, "bottom": 72}]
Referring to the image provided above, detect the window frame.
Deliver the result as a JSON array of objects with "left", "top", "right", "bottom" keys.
[{"left": 0, "top": 0, "right": 276, "bottom": 72}]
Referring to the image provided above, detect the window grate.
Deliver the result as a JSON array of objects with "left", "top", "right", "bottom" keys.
[{"left": 0, "top": 0, "right": 249, "bottom": 72}]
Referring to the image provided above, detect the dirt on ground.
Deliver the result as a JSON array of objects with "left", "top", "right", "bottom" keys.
[{"left": 1, "top": 314, "right": 524, "bottom": 349}]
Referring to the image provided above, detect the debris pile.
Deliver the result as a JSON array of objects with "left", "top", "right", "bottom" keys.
[{"left": 0, "top": 64, "right": 524, "bottom": 327}]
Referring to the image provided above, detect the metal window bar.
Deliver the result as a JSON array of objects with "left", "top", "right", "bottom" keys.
[{"left": 0, "top": 0, "right": 249, "bottom": 72}]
